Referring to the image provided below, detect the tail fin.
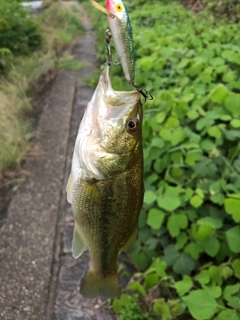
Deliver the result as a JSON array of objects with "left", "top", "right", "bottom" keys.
[{"left": 80, "top": 269, "right": 121, "bottom": 299}]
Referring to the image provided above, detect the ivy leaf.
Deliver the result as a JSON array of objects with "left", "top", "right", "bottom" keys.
[
  {"left": 183, "top": 290, "right": 218, "bottom": 320},
  {"left": 163, "top": 244, "right": 179, "bottom": 266},
  {"left": 128, "top": 281, "right": 147, "bottom": 297},
  {"left": 184, "top": 242, "right": 203, "bottom": 260},
  {"left": 167, "top": 214, "right": 188, "bottom": 237},
  {"left": 198, "top": 217, "right": 223, "bottom": 229},
  {"left": 226, "top": 226, "right": 240, "bottom": 253},
  {"left": 144, "top": 190, "right": 157, "bottom": 205},
  {"left": 175, "top": 232, "right": 188, "bottom": 250},
  {"left": 207, "top": 126, "right": 222, "bottom": 139},
  {"left": 195, "top": 270, "right": 210, "bottom": 285},
  {"left": 223, "top": 284, "right": 240, "bottom": 309},
  {"left": 224, "top": 198, "right": 240, "bottom": 222},
  {"left": 147, "top": 208, "right": 165, "bottom": 229},
  {"left": 209, "top": 84, "right": 228, "bottom": 104},
  {"left": 173, "top": 253, "right": 195, "bottom": 275},
  {"left": 225, "top": 92, "right": 240, "bottom": 116},
  {"left": 157, "top": 187, "right": 181, "bottom": 212},
  {"left": 232, "top": 259, "right": 240, "bottom": 279},
  {"left": 190, "top": 195, "right": 203, "bottom": 208},
  {"left": 214, "top": 310, "right": 239, "bottom": 320},
  {"left": 203, "top": 235, "right": 220, "bottom": 257},
  {"left": 175, "top": 275, "right": 193, "bottom": 296},
  {"left": 153, "top": 298, "right": 172, "bottom": 319}
]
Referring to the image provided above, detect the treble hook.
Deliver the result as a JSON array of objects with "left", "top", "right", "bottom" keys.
[
  {"left": 130, "top": 81, "right": 153, "bottom": 101},
  {"left": 105, "top": 29, "right": 121, "bottom": 67}
]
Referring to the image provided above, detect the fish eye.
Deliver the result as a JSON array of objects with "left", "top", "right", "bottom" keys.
[
  {"left": 115, "top": 3, "right": 123, "bottom": 12},
  {"left": 127, "top": 118, "right": 139, "bottom": 133}
]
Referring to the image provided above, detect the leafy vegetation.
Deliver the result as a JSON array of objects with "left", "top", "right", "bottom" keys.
[
  {"left": 88, "top": 1, "right": 240, "bottom": 319},
  {"left": 0, "top": 0, "right": 42, "bottom": 58},
  {"left": 0, "top": 1, "right": 83, "bottom": 171}
]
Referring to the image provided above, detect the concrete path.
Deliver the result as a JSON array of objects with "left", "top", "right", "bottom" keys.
[{"left": 0, "top": 4, "right": 130, "bottom": 320}]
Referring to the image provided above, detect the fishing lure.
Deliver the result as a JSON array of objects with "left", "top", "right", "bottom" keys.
[{"left": 89, "top": 0, "right": 153, "bottom": 101}]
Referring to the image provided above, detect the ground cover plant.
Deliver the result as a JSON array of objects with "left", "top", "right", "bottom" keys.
[
  {"left": 89, "top": 1, "right": 240, "bottom": 319},
  {"left": 0, "top": 0, "right": 83, "bottom": 172}
]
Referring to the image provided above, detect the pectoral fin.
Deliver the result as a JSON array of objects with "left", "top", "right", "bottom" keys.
[
  {"left": 72, "top": 223, "right": 86, "bottom": 258},
  {"left": 66, "top": 172, "right": 73, "bottom": 203},
  {"left": 121, "top": 229, "right": 138, "bottom": 254}
]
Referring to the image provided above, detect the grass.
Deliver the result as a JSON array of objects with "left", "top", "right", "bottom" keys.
[{"left": 0, "top": 1, "right": 83, "bottom": 172}]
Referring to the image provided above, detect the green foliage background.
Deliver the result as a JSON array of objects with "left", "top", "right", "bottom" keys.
[{"left": 88, "top": 1, "right": 240, "bottom": 319}]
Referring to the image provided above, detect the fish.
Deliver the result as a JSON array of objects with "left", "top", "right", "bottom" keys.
[{"left": 66, "top": 65, "right": 144, "bottom": 299}]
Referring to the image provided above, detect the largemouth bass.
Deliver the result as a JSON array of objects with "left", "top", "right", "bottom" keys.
[{"left": 66, "top": 65, "right": 144, "bottom": 298}]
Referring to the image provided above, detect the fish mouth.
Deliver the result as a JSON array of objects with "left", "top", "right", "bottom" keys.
[{"left": 101, "top": 65, "right": 140, "bottom": 107}]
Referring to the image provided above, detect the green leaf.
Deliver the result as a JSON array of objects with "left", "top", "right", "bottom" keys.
[
  {"left": 187, "top": 109, "right": 199, "bottom": 120},
  {"left": 225, "top": 92, "right": 240, "bottom": 116},
  {"left": 209, "top": 84, "right": 228, "bottom": 104},
  {"left": 175, "top": 275, "right": 193, "bottom": 296},
  {"left": 112, "top": 298, "right": 123, "bottom": 313},
  {"left": 223, "top": 284, "right": 240, "bottom": 309},
  {"left": 160, "top": 128, "right": 172, "bottom": 141},
  {"left": 144, "top": 190, "right": 157, "bottom": 205},
  {"left": 198, "top": 217, "right": 223, "bottom": 229},
  {"left": 226, "top": 226, "right": 240, "bottom": 253},
  {"left": 201, "top": 139, "right": 216, "bottom": 151},
  {"left": 156, "top": 111, "right": 167, "bottom": 123},
  {"left": 165, "top": 116, "right": 179, "bottom": 129},
  {"left": 175, "top": 232, "right": 188, "bottom": 250},
  {"left": 224, "top": 198, "right": 240, "bottom": 222},
  {"left": 183, "top": 290, "right": 218, "bottom": 320},
  {"left": 230, "top": 119, "right": 240, "bottom": 128},
  {"left": 128, "top": 281, "right": 147, "bottom": 297},
  {"left": 167, "top": 214, "right": 188, "bottom": 237},
  {"left": 157, "top": 187, "right": 181, "bottom": 212},
  {"left": 147, "top": 208, "right": 165, "bottom": 229},
  {"left": 209, "top": 266, "right": 221, "bottom": 285},
  {"left": 232, "top": 259, "right": 240, "bottom": 279},
  {"left": 153, "top": 298, "right": 172, "bottom": 319},
  {"left": 170, "top": 129, "right": 186, "bottom": 146},
  {"left": 144, "top": 273, "right": 159, "bottom": 290},
  {"left": 207, "top": 126, "right": 222, "bottom": 139},
  {"left": 163, "top": 245, "right": 179, "bottom": 266},
  {"left": 184, "top": 242, "right": 203, "bottom": 260},
  {"left": 195, "top": 270, "right": 210, "bottom": 285},
  {"left": 151, "top": 137, "right": 165, "bottom": 148},
  {"left": 190, "top": 195, "right": 203, "bottom": 208},
  {"left": 214, "top": 310, "right": 239, "bottom": 320},
  {"left": 173, "top": 253, "right": 195, "bottom": 275},
  {"left": 203, "top": 285, "right": 222, "bottom": 298},
  {"left": 221, "top": 266, "right": 233, "bottom": 280},
  {"left": 185, "top": 150, "right": 202, "bottom": 166},
  {"left": 210, "top": 193, "right": 225, "bottom": 205},
  {"left": 203, "top": 235, "right": 220, "bottom": 257},
  {"left": 196, "top": 224, "right": 213, "bottom": 240}
]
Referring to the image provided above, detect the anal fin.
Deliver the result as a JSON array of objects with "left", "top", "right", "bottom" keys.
[
  {"left": 72, "top": 223, "right": 86, "bottom": 259},
  {"left": 121, "top": 229, "right": 138, "bottom": 254}
]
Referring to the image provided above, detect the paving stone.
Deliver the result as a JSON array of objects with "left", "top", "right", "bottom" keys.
[
  {"left": 63, "top": 225, "right": 74, "bottom": 254},
  {"left": 55, "top": 306, "right": 92, "bottom": 320},
  {"left": 59, "top": 255, "right": 89, "bottom": 290}
]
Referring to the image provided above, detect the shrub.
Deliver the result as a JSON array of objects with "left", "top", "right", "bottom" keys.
[{"left": 0, "top": 0, "right": 42, "bottom": 56}]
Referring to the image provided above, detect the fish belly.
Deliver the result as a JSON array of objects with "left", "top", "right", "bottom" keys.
[{"left": 72, "top": 165, "right": 143, "bottom": 276}]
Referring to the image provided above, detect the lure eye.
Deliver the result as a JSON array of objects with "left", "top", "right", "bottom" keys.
[
  {"left": 127, "top": 118, "right": 139, "bottom": 133},
  {"left": 115, "top": 3, "right": 123, "bottom": 12}
]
